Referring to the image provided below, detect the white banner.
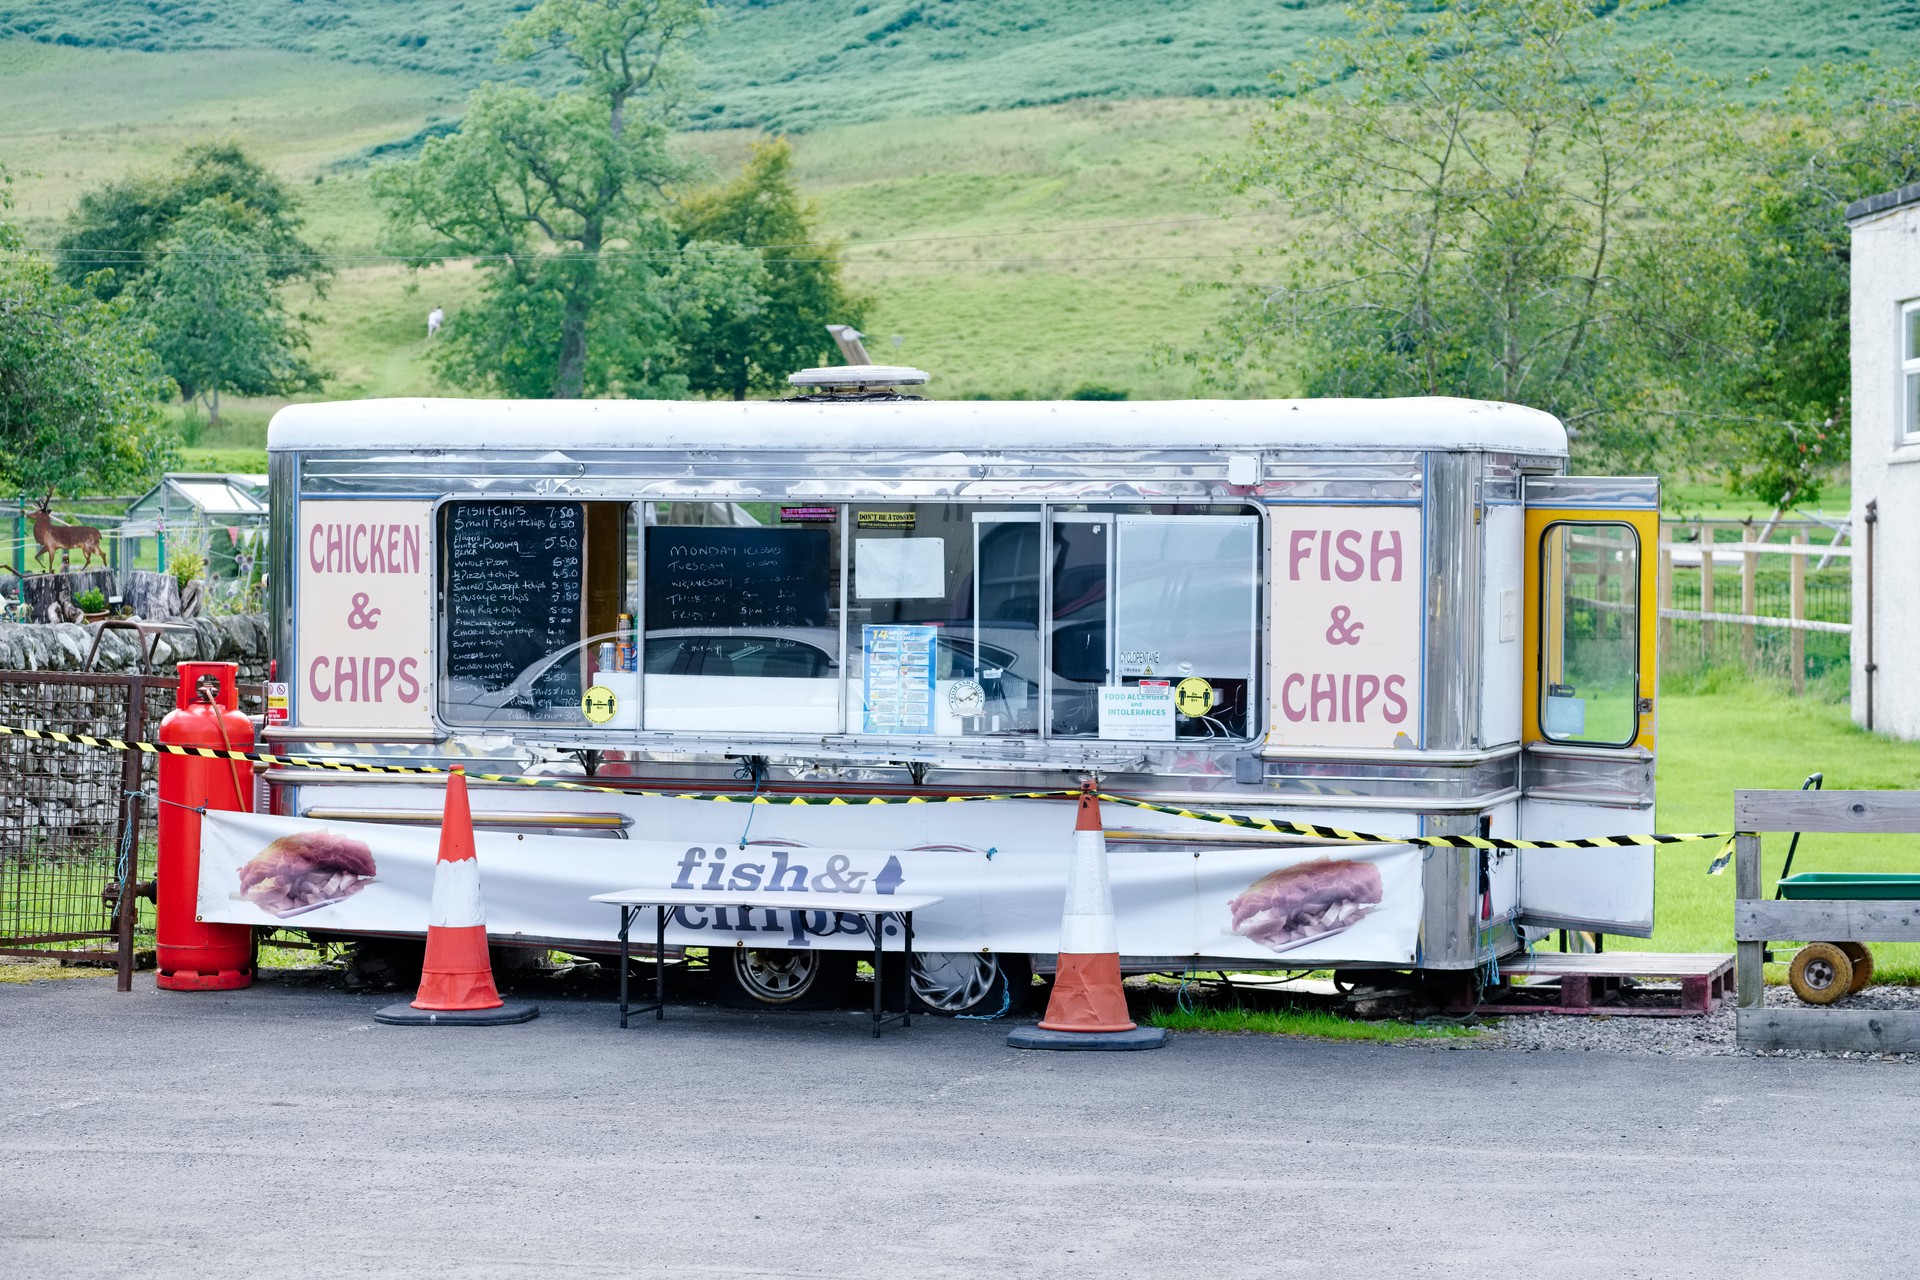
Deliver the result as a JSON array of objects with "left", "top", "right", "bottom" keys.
[{"left": 199, "top": 811, "right": 1422, "bottom": 964}]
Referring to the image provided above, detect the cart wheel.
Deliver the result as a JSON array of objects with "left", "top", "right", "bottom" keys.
[
  {"left": 1787, "top": 942, "right": 1854, "bottom": 1005},
  {"left": 1839, "top": 942, "right": 1874, "bottom": 994}
]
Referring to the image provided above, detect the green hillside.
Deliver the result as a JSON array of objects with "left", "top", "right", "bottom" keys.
[
  {"left": 3, "top": 0, "right": 1918, "bottom": 467},
  {"left": 4, "top": 0, "right": 1918, "bottom": 130}
]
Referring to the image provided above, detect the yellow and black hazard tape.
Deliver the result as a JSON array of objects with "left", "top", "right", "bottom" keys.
[
  {"left": 1092, "top": 793, "right": 1734, "bottom": 853},
  {"left": 0, "top": 721, "right": 1733, "bottom": 852},
  {"left": 0, "top": 722, "right": 1082, "bottom": 804}
]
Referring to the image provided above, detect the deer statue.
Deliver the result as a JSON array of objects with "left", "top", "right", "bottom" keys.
[{"left": 30, "top": 495, "right": 105, "bottom": 573}]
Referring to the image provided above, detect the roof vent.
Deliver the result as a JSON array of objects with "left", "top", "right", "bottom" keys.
[
  {"left": 783, "top": 364, "right": 930, "bottom": 402},
  {"left": 787, "top": 365, "right": 930, "bottom": 390}
]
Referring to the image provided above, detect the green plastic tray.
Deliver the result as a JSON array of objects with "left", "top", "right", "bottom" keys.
[{"left": 1775, "top": 873, "right": 1920, "bottom": 901}]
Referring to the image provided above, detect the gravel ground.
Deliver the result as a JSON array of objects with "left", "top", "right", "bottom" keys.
[{"left": 1476, "top": 983, "right": 1920, "bottom": 1060}]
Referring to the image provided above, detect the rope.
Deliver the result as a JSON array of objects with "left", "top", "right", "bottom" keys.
[
  {"left": 735, "top": 758, "right": 763, "bottom": 849},
  {"left": 955, "top": 980, "right": 1013, "bottom": 1022}
]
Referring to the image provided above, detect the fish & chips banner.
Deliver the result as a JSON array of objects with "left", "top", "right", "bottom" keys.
[{"left": 199, "top": 811, "right": 1423, "bottom": 963}]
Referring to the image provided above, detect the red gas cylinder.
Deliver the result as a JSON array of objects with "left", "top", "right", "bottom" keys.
[{"left": 156, "top": 661, "right": 255, "bottom": 990}]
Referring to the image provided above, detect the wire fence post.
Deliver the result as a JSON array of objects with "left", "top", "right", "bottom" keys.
[
  {"left": 1741, "top": 533, "right": 1758, "bottom": 669},
  {"left": 1699, "top": 523, "right": 1715, "bottom": 657},
  {"left": 1790, "top": 532, "right": 1807, "bottom": 695},
  {"left": 114, "top": 673, "right": 148, "bottom": 992}
]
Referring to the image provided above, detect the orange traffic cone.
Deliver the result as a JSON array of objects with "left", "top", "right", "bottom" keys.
[
  {"left": 375, "top": 769, "right": 538, "bottom": 1026},
  {"left": 1007, "top": 782, "right": 1165, "bottom": 1051}
]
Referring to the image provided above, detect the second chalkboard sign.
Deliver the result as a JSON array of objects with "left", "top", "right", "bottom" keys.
[
  {"left": 443, "top": 501, "right": 586, "bottom": 715},
  {"left": 645, "top": 526, "right": 832, "bottom": 632}
]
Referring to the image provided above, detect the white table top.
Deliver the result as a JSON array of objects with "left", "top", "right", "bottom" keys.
[{"left": 590, "top": 889, "right": 944, "bottom": 914}]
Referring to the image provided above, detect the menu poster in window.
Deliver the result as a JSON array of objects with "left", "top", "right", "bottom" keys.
[
  {"left": 443, "top": 502, "right": 585, "bottom": 716},
  {"left": 296, "top": 500, "right": 434, "bottom": 730},
  {"left": 854, "top": 537, "right": 946, "bottom": 599},
  {"left": 645, "top": 528, "right": 831, "bottom": 631},
  {"left": 863, "top": 625, "right": 936, "bottom": 734},
  {"left": 1269, "top": 506, "right": 1423, "bottom": 749}
]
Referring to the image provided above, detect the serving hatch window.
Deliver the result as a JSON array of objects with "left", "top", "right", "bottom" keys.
[
  {"left": 437, "top": 500, "right": 634, "bottom": 727},
  {"left": 1048, "top": 508, "right": 1260, "bottom": 740},
  {"left": 848, "top": 504, "right": 1040, "bottom": 737},
  {"left": 434, "top": 498, "right": 1261, "bottom": 744},
  {"left": 642, "top": 502, "right": 840, "bottom": 733}
]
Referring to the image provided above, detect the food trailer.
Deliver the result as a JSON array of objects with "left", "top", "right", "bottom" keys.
[{"left": 227, "top": 388, "right": 1659, "bottom": 1014}]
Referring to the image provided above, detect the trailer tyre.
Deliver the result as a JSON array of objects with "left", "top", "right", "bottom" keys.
[
  {"left": 1839, "top": 942, "right": 1874, "bottom": 994},
  {"left": 1787, "top": 942, "right": 1854, "bottom": 1005},
  {"left": 910, "top": 951, "right": 1032, "bottom": 1017},
  {"left": 709, "top": 947, "right": 854, "bottom": 1009}
]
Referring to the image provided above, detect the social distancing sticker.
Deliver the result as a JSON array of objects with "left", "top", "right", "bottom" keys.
[
  {"left": 581, "top": 685, "right": 619, "bottom": 725},
  {"left": 1175, "top": 677, "right": 1214, "bottom": 717}
]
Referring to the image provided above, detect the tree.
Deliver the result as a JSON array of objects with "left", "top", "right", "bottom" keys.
[
  {"left": 672, "top": 138, "right": 866, "bottom": 399},
  {"left": 1718, "top": 64, "right": 1920, "bottom": 507},
  {"left": 55, "top": 141, "right": 329, "bottom": 302},
  {"left": 1205, "top": 0, "right": 1751, "bottom": 469},
  {"left": 0, "top": 168, "right": 176, "bottom": 501},
  {"left": 375, "top": 0, "right": 724, "bottom": 399},
  {"left": 140, "top": 199, "right": 326, "bottom": 426}
]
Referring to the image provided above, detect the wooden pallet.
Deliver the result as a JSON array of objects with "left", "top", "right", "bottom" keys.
[{"left": 1478, "top": 951, "right": 1733, "bottom": 1018}]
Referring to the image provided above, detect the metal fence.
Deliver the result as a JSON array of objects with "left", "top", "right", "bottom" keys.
[
  {"left": 0, "top": 671, "right": 264, "bottom": 985},
  {"left": 1658, "top": 519, "right": 1852, "bottom": 691}
]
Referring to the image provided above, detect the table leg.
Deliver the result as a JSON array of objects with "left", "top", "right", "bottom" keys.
[
  {"left": 618, "top": 906, "right": 632, "bottom": 1029},
  {"left": 903, "top": 911, "right": 914, "bottom": 1029},
  {"left": 871, "top": 912, "right": 885, "bottom": 1038},
  {"left": 655, "top": 905, "right": 667, "bottom": 1021}
]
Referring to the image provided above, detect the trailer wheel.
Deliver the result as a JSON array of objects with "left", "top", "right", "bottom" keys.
[
  {"left": 709, "top": 947, "right": 853, "bottom": 1009},
  {"left": 1839, "top": 942, "right": 1875, "bottom": 994},
  {"left": 910, "top": 951, "right": 1031, "bottom": 1017},
  {"left": 1787, "top": 942, "right": 1854, "bottom": 1005}
]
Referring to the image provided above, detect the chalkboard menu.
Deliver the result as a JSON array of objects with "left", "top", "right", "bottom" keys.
[
  {"left": 445, "top": 502, "right": 585, "bottom": 715},
  {"left": 645, "top": 527, "right": 831, "bottom": 631}
]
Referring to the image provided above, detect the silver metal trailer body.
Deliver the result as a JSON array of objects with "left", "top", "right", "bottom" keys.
[{"left": 262, "top": 396, "right": 1659, "bottom": 973}]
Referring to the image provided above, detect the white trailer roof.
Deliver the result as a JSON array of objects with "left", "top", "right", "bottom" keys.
[{"left": 267, "top": 395, "right": 1567, "bottom": 456}]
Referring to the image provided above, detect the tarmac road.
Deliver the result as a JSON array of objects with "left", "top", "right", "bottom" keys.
[{"left": 2, "top": 975, "right": 1916, "bottom": 1279}]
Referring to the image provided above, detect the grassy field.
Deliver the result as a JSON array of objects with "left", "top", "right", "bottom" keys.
[
  {"left": 0, "top": 33, "right": 1273, "bottom": 422},
  {"left": 1147, "top": 1003, "right": 1472, "bottom": 1041},
  {"left": 5, "top": 0, "right": 1918, "bottom": 424},
  {"left": 1632, "top": 685, "right": 1920, "bottom": 983},
  {"left": 5, "top": 0, "right": 1915, "bottom": 127}
]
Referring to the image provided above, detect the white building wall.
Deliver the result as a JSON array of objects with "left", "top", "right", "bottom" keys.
[{"left": 1849, "top": 189, "right": 1920, "bottom": 738}]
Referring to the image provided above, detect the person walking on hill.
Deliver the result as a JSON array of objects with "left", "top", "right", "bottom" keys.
[{"left": 427, "top": 306, "right": 444, "bottom": 339}]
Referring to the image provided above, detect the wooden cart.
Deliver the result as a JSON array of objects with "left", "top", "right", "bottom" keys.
[{"left": 1734, "top": 789, "right": 1920, "bottom": 1053}]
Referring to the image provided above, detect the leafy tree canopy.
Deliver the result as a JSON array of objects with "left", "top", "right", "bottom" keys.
[
  {"left": 1204, "top": 0, "right": 1751, "bottom": 471},
  {"left": 140, "top": 198, "right": 327, "bottom": 425},
  {"left": 0, "top": 167, "right": 176, "bottom": 501},
  {"left": 672, "top": 137, "right": 866, "bottom": 399},
  {"left": 55, "top": 140, "right": 329, "bottom": 302},
  {"left": 376, "top": 0, "right": 732, "bottom": 399},
  {"left": 1719, "top": 63, "right": 1920, "bottom": 507}
]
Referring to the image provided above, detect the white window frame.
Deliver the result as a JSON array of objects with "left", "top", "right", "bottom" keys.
[{"left": 1902, "top": 300, "right": 1920, "bottom": 443}]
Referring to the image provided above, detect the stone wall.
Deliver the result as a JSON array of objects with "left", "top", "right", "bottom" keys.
[{"left": 0, "top": 614, "right": 270, "bottom": 683}]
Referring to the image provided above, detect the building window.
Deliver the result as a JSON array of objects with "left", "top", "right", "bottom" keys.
[{"left": 1904, "top": 301, "right": 1920, "bottom": 442}]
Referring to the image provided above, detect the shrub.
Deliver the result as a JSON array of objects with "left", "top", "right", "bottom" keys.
[{"left": 171, "top": 549, "right": 205, "bottom": 591}]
